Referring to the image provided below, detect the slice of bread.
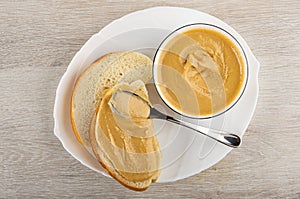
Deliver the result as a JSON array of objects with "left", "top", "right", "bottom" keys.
[
  {"left": 71, "top": 51, "right": 152, "bottom": 146},
  {"left": 90, "top": 81, "right": 161, "bottom": 191}
]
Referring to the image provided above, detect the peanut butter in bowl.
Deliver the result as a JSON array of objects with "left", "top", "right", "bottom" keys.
[{"left": 153, "top": 24, "right": 248, "bottom": 118}]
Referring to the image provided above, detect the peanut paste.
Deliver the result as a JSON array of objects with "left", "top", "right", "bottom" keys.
[{"left": 157, "top": 28, "right": 245, "bottom": 116}]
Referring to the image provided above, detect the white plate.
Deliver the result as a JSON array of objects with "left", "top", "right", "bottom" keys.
[{"left": 53, "top": 6, "right": 259, "bottom": 183}]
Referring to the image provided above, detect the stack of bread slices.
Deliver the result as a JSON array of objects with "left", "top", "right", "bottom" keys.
[{"left": 70, "top": 51, "right": 161, "bottom": 191}]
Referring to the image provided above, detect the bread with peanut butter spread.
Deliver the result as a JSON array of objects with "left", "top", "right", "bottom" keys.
[
  {"left": 71, "top": 51, "right": 153, "bottom": 147},
  {"left": 90, "top": 81, "right": 161, "bottom": 191},
  {"left": 71, "top": 51, "right": 161, "bottom": 190}
]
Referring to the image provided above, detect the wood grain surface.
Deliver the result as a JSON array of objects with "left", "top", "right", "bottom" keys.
[{"left": 1, "top": 0, "right": 299, "bottom": 198}]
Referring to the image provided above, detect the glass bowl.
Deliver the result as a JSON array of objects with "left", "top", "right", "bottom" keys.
[{"left": 152, "top": 23, "right": 249, "bottom": 119}]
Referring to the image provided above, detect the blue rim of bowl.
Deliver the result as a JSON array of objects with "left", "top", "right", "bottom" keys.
[{"left": 152, "top": 23, "right": 249, "bottom": 120}]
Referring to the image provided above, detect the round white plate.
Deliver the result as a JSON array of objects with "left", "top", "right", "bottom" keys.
[{"left": 53, "top": 6, "right": 259, "bottom": 183}]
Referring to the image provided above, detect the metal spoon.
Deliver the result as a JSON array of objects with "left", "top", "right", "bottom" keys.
[{"left": 109, "top": 89, "right": 241, "bottom": 148}]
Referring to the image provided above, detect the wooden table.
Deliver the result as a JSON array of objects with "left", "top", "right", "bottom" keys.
[{"left": 1, "top": 1, "right": 299, "bottom": 198}]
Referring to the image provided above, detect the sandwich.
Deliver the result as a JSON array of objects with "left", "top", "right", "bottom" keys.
[{"left": 70, "top": 51, "right": 161, "bottom": 190}]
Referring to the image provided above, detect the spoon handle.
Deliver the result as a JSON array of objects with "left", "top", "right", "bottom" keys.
[
  {"left": 165, "top": 116, "right": 241, "bottom": 148},
  {"left": 149, "top": 108, "right": 241, "bottom": 148}
]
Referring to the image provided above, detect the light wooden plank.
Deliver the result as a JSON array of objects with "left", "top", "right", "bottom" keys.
[{"left": 0, "top": 0, "right": 299, "bottom": 198}]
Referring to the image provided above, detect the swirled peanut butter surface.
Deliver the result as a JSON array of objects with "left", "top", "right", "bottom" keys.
[
  {"left": 157, "top": 28, "right": 245, "bottom": 116},
  {"left": 95, "top": 83, "right": 161, "bottom": 181}
]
